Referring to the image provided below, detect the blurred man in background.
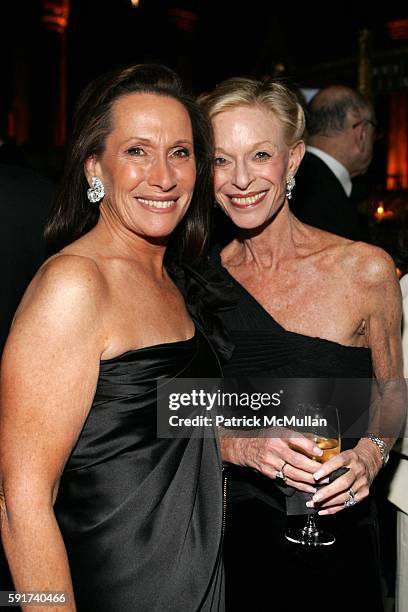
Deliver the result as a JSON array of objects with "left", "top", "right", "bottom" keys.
[{"left": 292, "top": 85, "right": 376, "bottom": 240}]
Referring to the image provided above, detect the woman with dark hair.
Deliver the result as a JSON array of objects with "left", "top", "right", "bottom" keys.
[{"left": 0, "top": 64, "right": 225, "bottom": 611}]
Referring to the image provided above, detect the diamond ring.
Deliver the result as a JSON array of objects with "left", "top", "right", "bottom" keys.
[
  {"left": 344, "top": 487, "right": 357, "bottom": 508},
  {"left": 275, "top": 461, "right": 288, "bottom": 484}
]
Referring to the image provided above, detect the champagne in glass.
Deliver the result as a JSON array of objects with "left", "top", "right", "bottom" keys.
[
  {"left": 306, "top": 434, "right": 340, "bottom": 463},
  {"left": 285, "top": 403, "right": 340, "bottom": 546}
]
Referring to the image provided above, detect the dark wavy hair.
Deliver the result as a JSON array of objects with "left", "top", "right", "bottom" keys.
[{"left": 45, "top": 64, "right": 213, "bottom": 264}]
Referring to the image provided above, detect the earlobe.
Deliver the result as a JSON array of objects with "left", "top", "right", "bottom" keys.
[
  {"left": 353, "top": 123, "right": 365, "bottom": 151},
  {"left": 359, "top": 126, "right": 367, "bottom": 150}
]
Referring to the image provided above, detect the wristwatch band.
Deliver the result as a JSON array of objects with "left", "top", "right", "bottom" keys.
[{"left": 364, "top": 433, "right": 389, "bottom": 466}]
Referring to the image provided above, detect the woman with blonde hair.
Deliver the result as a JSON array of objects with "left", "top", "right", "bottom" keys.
[{"left": 200, "top": 77, "right": 403, "bottom": 612}]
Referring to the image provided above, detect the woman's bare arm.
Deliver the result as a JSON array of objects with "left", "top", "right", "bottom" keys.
[
  {"left": 310, "top": 246, "right": 406, "bottom": 513},
  {"left": 0, "top": 255, "right": 107, "bottom": 611}
]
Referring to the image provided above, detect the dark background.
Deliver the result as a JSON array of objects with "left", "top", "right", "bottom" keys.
[
  {"left": 0, "top": 2, "right": 407, "bottom": 274},
  {"left": 1, "top": 1, "right": 405, "bottom": 253},
  {"left": 0, "top": 1, "right": 406, "bottom": 604},
  {"left": 1, "top": 2, "right": 405, "bottom": 118}
]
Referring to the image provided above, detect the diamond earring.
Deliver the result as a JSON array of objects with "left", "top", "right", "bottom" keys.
[
  {"left": 286, "top": 175, "right": 296, "bottom": 200},
  {"left": 87, "top": 176, "right": 105, "bottom": 203}
]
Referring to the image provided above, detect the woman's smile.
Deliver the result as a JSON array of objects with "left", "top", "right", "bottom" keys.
[
  {"left": 212, "top": 106, "right": 292, "bottom": 227},
  {"left": 228, "top": 190, "right": 268, "bottom": 209},
  {"left": 135, "top": 196, "right": 179, "bottom": 212}
]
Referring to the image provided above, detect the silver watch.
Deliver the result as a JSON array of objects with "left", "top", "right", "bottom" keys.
[{"left": 364, "top": 434, "right": 389, "bottom": 466}]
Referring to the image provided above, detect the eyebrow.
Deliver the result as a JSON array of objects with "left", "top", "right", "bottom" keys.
[
  {"left": 122, "top": 137, "right": 194, "bottom": 146},
  {"left": 215, "top": 141, "right": 279, "bottom": 153},
  {"left": 173, "top": 139, "right": 194, "bottom": 147}
]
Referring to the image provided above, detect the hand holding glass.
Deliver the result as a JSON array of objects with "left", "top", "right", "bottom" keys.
[{"left": 285, "top": 403, "right": 340, "bottom": 546}]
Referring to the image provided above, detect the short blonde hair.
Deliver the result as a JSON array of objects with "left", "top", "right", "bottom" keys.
[{"left": 199, "top": 77, "right": 305, "bottom": 146}]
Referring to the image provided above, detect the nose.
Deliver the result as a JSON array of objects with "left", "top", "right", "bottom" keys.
[
  {"left": 232, "top": 159, "right": 253, "bottom": 190},
  {"left": 148, "top": 155, "right": 177, "bottom": 191}
]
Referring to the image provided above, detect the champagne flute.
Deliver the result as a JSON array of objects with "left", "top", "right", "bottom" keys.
[{"left": 285, "top": 402, "right": 340, "bottom": 546}]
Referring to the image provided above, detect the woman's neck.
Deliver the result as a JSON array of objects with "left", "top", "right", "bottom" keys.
[
  {"left": 223, "top": 204, "right": 302, "bottom": 271},
  {"left": 85, "top": 214, "right": 169, "bottom": 278}
]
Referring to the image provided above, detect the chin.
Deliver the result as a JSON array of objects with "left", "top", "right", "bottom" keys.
[
  {"left": 146, "top": 224, "right": 180, "bottom": 239},
  {"left": 130, "top": 219, "right": 178, "bottom": 242},
  {"left": 223, "top": 208, "right": 271, "bottom": 231},
  {"left": 139, "top": 209, "right": 187, "bottom": 236}
]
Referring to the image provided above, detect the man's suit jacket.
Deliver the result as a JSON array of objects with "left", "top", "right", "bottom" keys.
[
  {"left": 291, "top": 151, "right": 359, "bottom": 240},
  {"left": 0, "top": 164, "right": 54, "bottom": 353}
]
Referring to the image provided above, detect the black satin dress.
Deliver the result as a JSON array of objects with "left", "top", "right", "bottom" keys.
[
  {"left": 54, "top": 267, "right": 231, "bottom": 612},
  {"left": 210, "top": 247, "right": 384, "bottom": 612}
]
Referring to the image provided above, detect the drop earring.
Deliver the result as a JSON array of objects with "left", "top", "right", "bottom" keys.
[
  {"left": 87, "top": 176, "right": 105, "bottom": 203},
  {"left": 286, "top": 175, "right": 296, "bottom": 200}
]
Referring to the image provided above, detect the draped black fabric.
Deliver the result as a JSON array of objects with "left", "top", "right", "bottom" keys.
[
  {"left": 54, "top": 331, "right": 225, "bottom": 612},
  {"left": 209, "top": 246, "right": 384, "bottom": 612},
  {"left": 210, "top": 246, "right": 373, "bottom": 513},
  {"left": 167, "top": 261, "right": 236, "bottom": 364}
]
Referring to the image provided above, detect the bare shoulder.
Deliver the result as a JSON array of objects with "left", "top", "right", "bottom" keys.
[
  {"left": 339, "top": 241, "right": 398, "bottom": 287},
  {"left": 19, "top": 253, "right": 107, "bottom": 315},
  {"left": 304, "top": 220, "right": 397, "bottom": 282},
  {"left": 9, "top": 253, "right": 108, "bottom": 348},
  {"left": 306, "top": 225, "right": 400, "bottom": 297},
  {"left": 303, "top": 224, "right": 394, "bottom": 281},
  {"left": 39, "top": 252, "right": 106, "bottom": 286}
]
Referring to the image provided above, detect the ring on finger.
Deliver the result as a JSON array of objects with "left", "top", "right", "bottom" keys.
[
  {"left": 344, "top": 486, "right": 357, "bottom": 508},
  {"left": 275, "top": 461, "right": 288, "bottom": 485}
]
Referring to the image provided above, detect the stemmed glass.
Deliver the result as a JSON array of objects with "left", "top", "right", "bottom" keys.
[{"left": 285, "top": 402, "right": 340, "bottom": 546}]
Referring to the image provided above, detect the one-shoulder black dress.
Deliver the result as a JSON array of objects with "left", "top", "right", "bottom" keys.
[
  {"left": 54, "top": 267, "right": 229, "bottom": 612},
  {"left": 210, "top": 248, "right": 384, "bottom": 612}
]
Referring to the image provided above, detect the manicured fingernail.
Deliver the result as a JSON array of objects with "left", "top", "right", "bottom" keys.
[
  {"left": 313, "top": 493, "right": 322, "bottom": 503},
  {"left": 313, "top": 446, "right": 323, "bottom": 456},
  {"left": 314, "top": 470, "right": 324, "bottom": 480},
  {"left": 318, "top": 510, "right": 329, "bottom": 516},
  {"left": 306, "top": 486, "right": 317, "bottom": 494},
  {"left": 306, "top": 501, "right": 314, "bottom": 508}
]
